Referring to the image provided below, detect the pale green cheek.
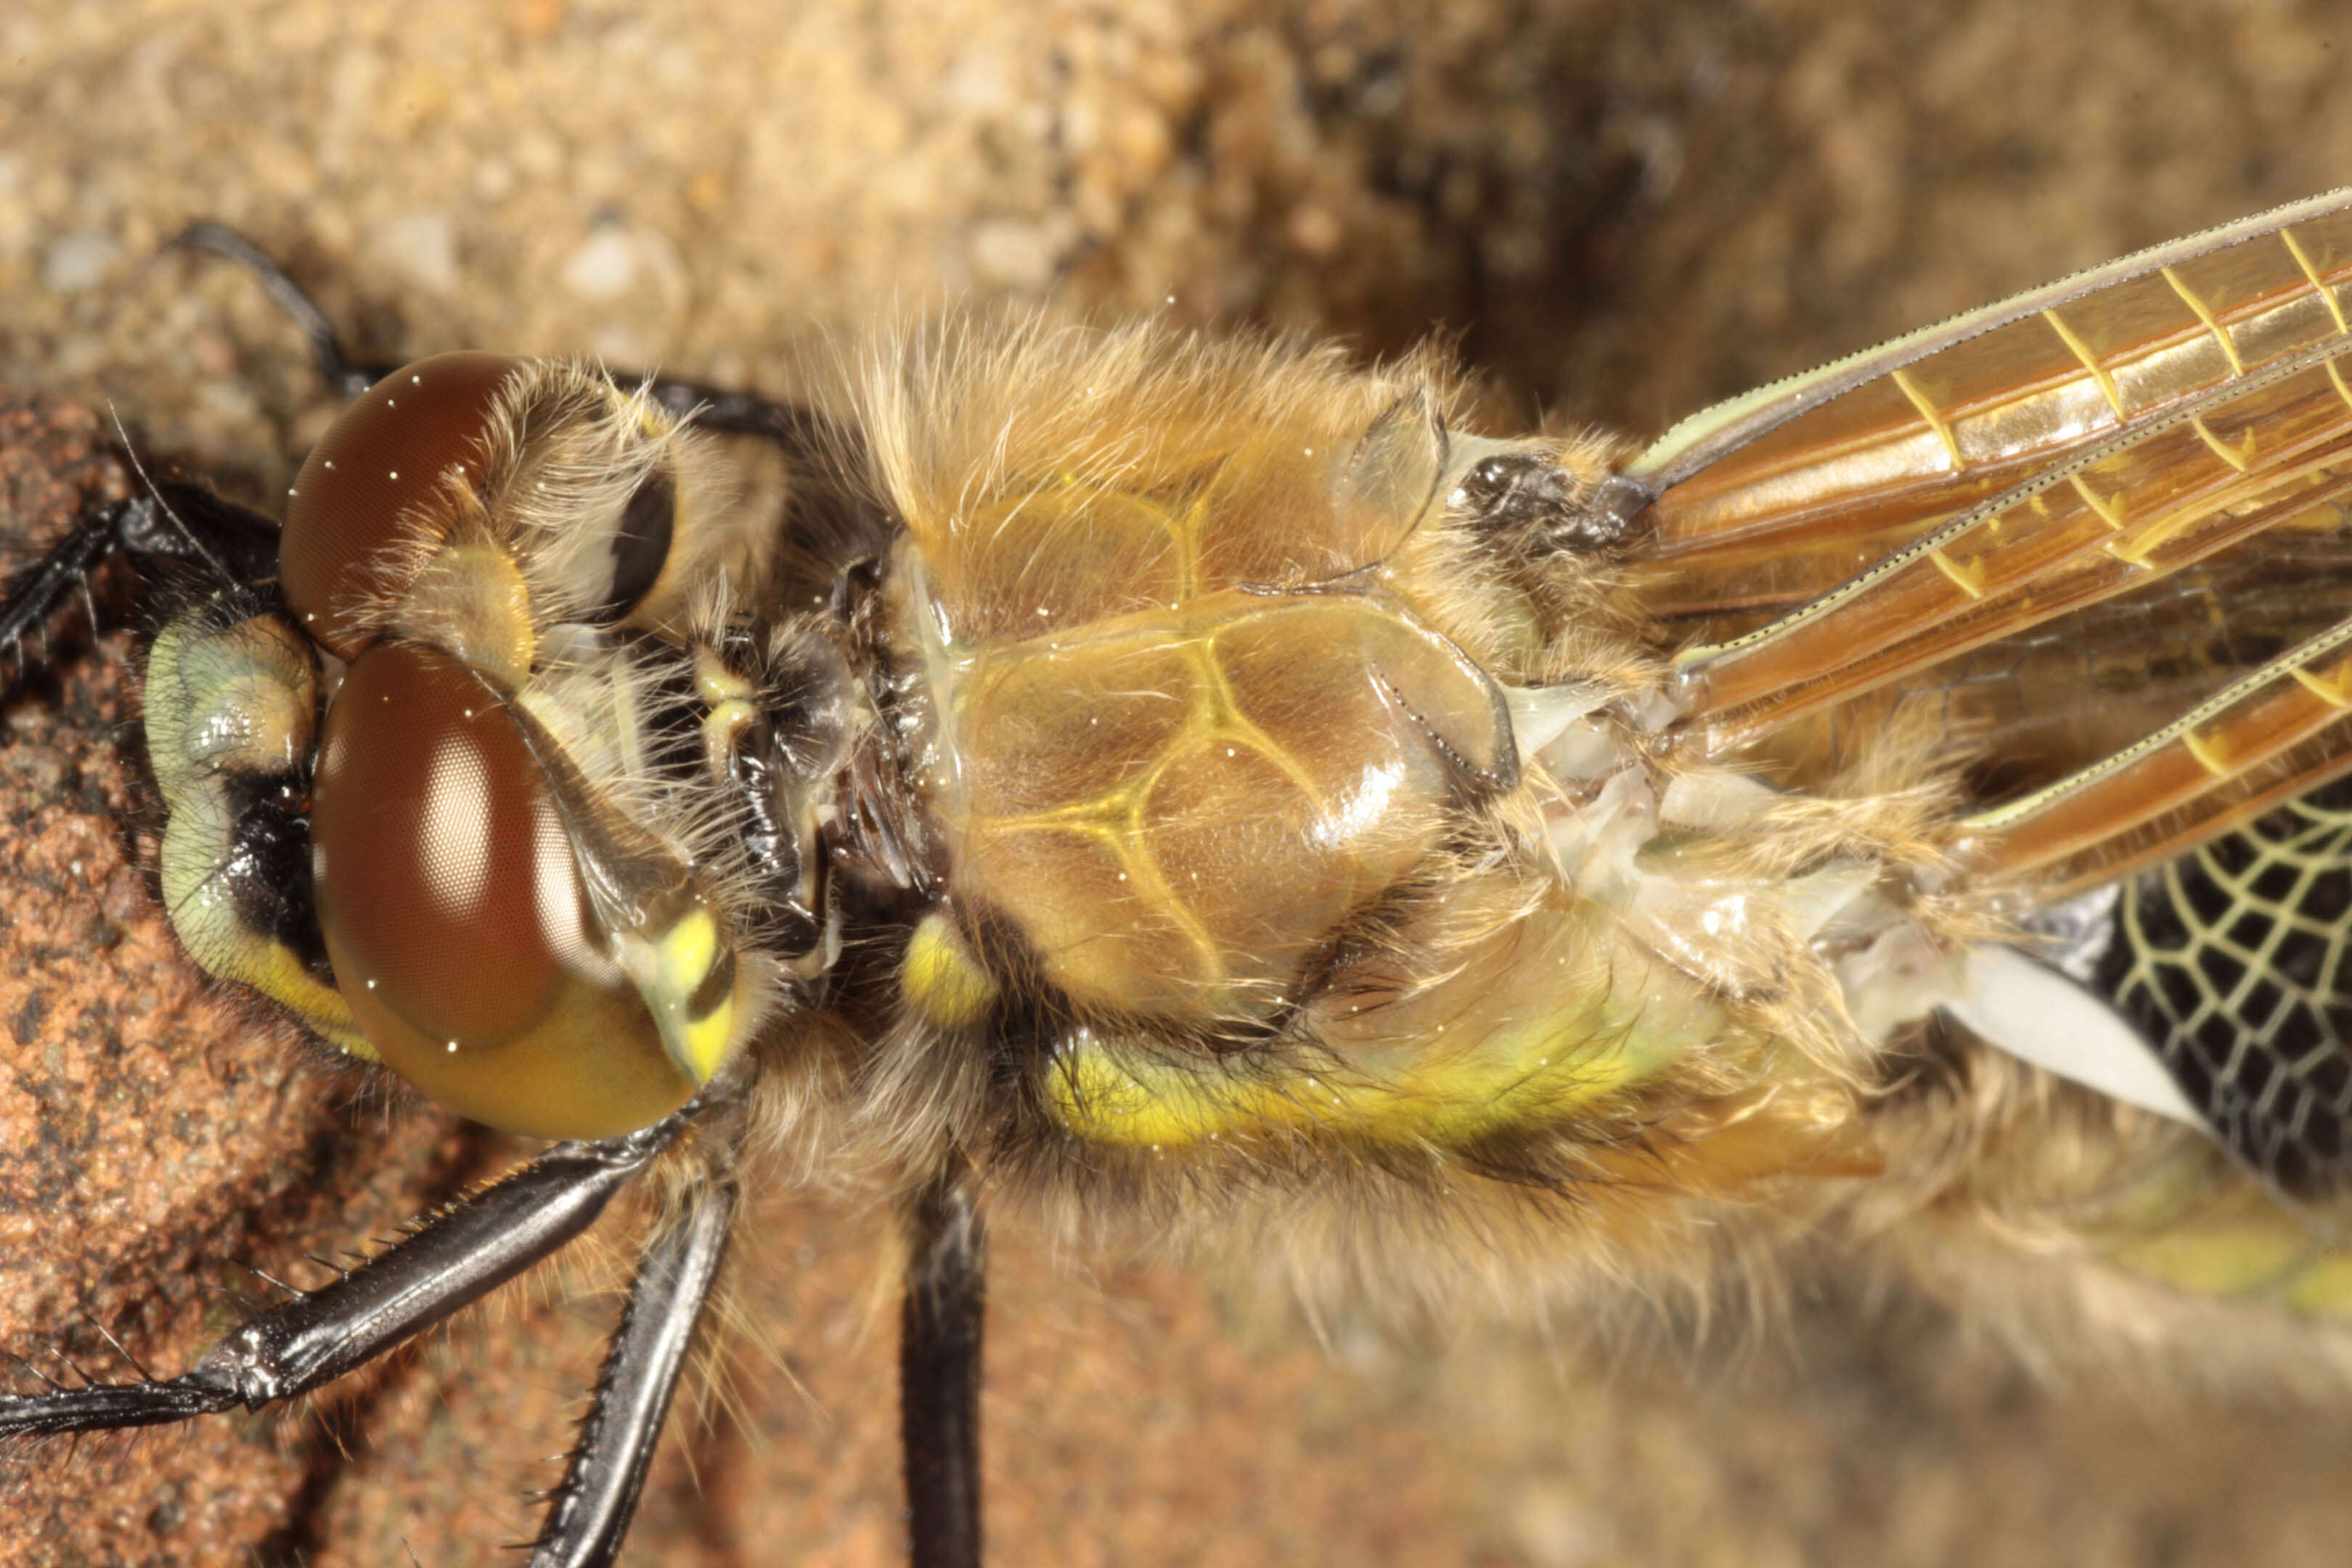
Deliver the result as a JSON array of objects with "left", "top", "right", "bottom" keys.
[{"left": 150, "top": 612, "right": 374, "bottom": 1060}]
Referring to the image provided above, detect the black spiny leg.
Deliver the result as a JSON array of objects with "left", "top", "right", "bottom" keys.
[
  {"left": 637, "top": 371, "right": 853, "bottom": 459},
  {"left": 900, "top": 1164, "right": 986, "bottom": 1568},
  {"left": 171, "top": 223, "right": 386, "bottom": 402},
  {"left": 0, "top": 1108, "right": 693, "bottom": 1442},
  {"left": 531, "top": 1154, "right": 740, "bottom": 1568},
  {"left": 173, "top": 221, "right": 852, "bottom": 462},
  {"left": 0, "top": 481, "right": 280, "bottom": 684}
]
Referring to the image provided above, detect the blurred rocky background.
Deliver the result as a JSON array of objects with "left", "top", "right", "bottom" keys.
[{"left": 4, "top": 1, "right": 2352, "bottom": 1564}]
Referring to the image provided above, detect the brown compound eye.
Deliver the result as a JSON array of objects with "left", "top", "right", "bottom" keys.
[
  {"left": 282, "top": 352, "right": 524, "bottom": 659},
  {"left": 311, "top": 638, "right": 716, "bottom": 1138}
]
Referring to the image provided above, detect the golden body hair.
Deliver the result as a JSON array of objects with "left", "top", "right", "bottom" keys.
[{"left": 34, "top": 195, "right": 2352, "bottom": 1568}]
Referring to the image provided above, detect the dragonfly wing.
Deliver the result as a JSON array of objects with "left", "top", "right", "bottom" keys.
[
  {"left": 1614, "top": 189, "right": 2352, "bottom": 1194},
  {"left": 1617, "top": 185, "right": 2352, "bottom": 888},
  {"left": 2078, "top": 777, "right": 2352, "bottom": 1193},
  {"left": 1622, "top": 185, "right": 2352, "bottom": 569}
]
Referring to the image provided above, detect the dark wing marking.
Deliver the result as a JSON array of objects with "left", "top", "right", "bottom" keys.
[
  {"left": 2089, "top": 776, "right": 2352, "bottom": 1193},
  {"left": 1614, "top": 191, "right": 2352, "bottom": 1191}
]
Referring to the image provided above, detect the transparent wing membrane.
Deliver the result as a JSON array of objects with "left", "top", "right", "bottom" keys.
[
  {"left": 1631, "top": 187, "right": 2352, "bottom": 547},
  {"left": 1736, "top": 539, "right": 2352, "bottom": 797},
  {"left": 1631, "top": 187, "right": 2352, "bottom": 910},
  {"left": 1958, "top": 619, "right": 2352, "bottom": 895},
  {"left": 1671, "top": 345, "right": 2352, "bottom": 751},
  {"left": 1630, "top": 190, "right": 2352, "bottom": 1196}
]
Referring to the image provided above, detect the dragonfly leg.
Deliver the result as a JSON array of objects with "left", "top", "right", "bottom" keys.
[
  {"left": 168, "top": 223, "right": 383, "bottom": 402},
  {"left": 530, "top": 1148, "right": 741, "bottom": 1568},
  {"left": 900, "top": 1162, "right": 986, "bottom": 1568},
  {"left": 0, "top": 481, "right": 280, "bottom": 687},
  {"left": 172, "top": 221, "right": 849, "bottom": 461},
  {"left": 0, "top": 1108, "right": 693, "bottom": 1442}
]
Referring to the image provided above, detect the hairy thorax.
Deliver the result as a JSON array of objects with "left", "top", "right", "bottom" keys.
[
  {"left": 898, "top": 475, "right": 1511, "bottom": 1026},
  {"left": 841, "top": 321, "right": 1851, "bottom": 1169}
]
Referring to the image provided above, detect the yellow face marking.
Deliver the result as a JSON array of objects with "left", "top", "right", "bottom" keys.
[
  {"left": 175, "top": 886, "right": 375, "bottom": 1059},
  {"left": 617, "top": 902, "right": 735, "bottom": 1083},
  {"left": 671, "top": 1002, "right": 737, "bottom": 1085}
]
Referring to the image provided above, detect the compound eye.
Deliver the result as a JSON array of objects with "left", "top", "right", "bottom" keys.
[
  {"left": 591, "top": 466, "right": 677, "bottom": 620},
  {"left": 311, "top": 639, "right": 706, "bottom": 1138},
  {"left": 282, "top": 353, "right": 523, "bottom": 659}
]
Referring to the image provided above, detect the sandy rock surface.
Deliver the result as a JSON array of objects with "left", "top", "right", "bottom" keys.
[{"left": 7, "top": 2, "right": 2352, "bottom": 1565}]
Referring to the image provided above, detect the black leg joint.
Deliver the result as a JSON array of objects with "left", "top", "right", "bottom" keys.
[
  {"left": 529, "top": 1159, "right": 741, "bottom": 1568},
  {"left": 0, "top": 1110, "right": 693, "bottom": 1442},
  {"left": 0, "top": 481, "right": 282, "bottom": 691}
]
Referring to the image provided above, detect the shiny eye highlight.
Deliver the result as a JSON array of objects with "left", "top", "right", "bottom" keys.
[
  {"left": 311, "top": 639, "right": 719, "bottom": 1138},
  {"left": 266, "top": 351, "right": 755, "bottom": 1137},
  {"left": 280, "top": 352, "right": 523, "bottom": 658}
]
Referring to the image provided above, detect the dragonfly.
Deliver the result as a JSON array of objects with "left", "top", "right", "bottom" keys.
[{"left": 5, "top": 188, "right": 2352, "bottom": 1566}]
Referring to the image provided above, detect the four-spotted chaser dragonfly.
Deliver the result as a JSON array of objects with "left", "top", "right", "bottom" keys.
[{"left": 7, "top": 189, "right": 2352, "bottom": 1564}]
